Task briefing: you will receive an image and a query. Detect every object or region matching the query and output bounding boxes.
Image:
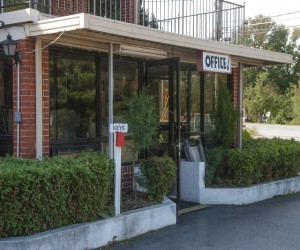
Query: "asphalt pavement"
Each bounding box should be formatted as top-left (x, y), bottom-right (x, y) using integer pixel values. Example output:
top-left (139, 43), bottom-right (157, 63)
top-left (107, 193), bottom-right (300, 250)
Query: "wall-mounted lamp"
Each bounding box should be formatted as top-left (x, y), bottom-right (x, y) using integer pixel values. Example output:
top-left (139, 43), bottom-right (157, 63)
top-left (0, 33), bottom-right (21, 63)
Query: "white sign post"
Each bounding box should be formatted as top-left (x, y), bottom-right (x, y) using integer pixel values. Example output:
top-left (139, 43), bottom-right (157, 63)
top-left (109, 123), bottom-right (128, 215)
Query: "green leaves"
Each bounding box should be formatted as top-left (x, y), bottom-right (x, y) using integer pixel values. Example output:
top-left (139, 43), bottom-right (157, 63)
top-left (212, 84), bottom-right (239, 148)
top-left (137, 156), bottom-right (176, 203)
top-left (227, 138), bottom-right (300, 187)
top-left (122, 88), bottom-right (159, 157)
top-left (0, 152), bottom-right (113, 238)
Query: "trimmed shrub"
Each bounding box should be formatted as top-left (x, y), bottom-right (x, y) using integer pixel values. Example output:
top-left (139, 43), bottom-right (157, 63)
top-left (227, 138), bottom-right (300, 187)
top-left (137, 156), bottom-right (176, 203)
top-left (0, 152), bottom-right (114, 238)
top-left (212, 84), bottom-right (240, 148)
top-left (204, 147), bottom-right (227, 186)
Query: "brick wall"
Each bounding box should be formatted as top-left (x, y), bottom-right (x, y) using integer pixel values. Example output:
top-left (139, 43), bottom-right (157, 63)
top-left (121, 0), bottom-right (137, 23)
top-left (51, 0), bottom-right (88, 16)
top-left (121, 165), bottom-right (134, 193)
top-left (232, 66), bottom-right (239, 147)
top-left (13, 39), bottom-right (36, 158)
top-left (232, 67), bottom-right (239, 109)
top-left (42, 43), bottom-right (50, 157)
top-left (13, 39), bottom-right (50, 158)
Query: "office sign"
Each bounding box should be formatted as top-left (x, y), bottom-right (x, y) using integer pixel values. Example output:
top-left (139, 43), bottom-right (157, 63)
top-left (197, 51), bottom-right (232, 74)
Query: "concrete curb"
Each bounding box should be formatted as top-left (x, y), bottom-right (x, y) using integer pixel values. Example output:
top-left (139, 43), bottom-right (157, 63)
top-left (200, 176), bottom-right (300, 205)
top-left (0, 198), bottom-right (176, 250)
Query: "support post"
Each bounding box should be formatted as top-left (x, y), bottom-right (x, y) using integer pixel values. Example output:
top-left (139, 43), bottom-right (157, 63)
top-left (108, 43), bottom-right (114, 159)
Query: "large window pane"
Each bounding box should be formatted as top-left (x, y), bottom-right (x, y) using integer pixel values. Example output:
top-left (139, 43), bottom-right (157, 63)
top-left (50, 53), bottom-right (96, 140)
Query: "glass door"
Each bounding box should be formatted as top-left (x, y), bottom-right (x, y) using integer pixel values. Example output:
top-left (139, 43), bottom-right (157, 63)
top-left (145, 57), bottom-right (181, 202)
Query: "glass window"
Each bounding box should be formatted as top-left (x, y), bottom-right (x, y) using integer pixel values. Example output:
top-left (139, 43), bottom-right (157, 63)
top-left (50, 52), bottom-right (96, 140)
top-left (204, 73), bottom-right (227, 135)
top-left (0, 56), bottom-right (13, 156)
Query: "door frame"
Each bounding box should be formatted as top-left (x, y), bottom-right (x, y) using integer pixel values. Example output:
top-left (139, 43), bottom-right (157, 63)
top-left (144, 57), bottom-right (182, 205)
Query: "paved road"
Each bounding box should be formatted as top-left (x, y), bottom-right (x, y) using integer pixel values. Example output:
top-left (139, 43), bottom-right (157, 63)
top-left (245, 123), bottom-right (300, 141)
top-left (108, 193), bottom-right (300, 250)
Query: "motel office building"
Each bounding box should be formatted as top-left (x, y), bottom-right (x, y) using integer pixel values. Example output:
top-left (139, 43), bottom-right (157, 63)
top-left (0, 0), bottom-right (292, 191)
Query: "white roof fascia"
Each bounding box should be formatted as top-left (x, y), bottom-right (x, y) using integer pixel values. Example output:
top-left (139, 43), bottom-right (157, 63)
top-left (27, 13), bottom-right (293, 65)
top-left (29, 14), bottom-right (84, 36)
top-left (0, 8), bottom-right (41, 26)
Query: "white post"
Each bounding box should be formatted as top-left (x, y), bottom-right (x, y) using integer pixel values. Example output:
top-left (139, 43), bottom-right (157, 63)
top-left (110, 123), bottom-right (128, 216)
top-left (114, 135), bottom-right (121, 215)
top-left (108, 43), bottom-right (114, 159)
top-left (35, 38), bottom-right (43, 159)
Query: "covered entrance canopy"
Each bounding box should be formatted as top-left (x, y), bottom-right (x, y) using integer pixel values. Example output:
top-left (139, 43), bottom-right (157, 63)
top-left (0, 9), bottom-right (292, 66)
top-left (0, 9), bottom-right (293, 206)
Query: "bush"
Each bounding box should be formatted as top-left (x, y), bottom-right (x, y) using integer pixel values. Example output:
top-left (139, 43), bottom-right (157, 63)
top-left (212, 84), bottom-right (239, 148)
top-left (0, 152), bottom-right (114, 238)
top-left (137, 156), bottom-right (176, 202)
top-left (204, 147), bottom-right (227, 186)
top-left (227, 138), bottom-right (300, 186)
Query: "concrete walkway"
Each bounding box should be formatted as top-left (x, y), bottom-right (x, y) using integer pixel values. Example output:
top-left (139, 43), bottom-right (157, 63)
top-left (109, 193), bottom-right (300, 250)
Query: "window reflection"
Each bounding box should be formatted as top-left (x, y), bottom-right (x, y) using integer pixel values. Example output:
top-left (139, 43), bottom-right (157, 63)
top-left (50, 53), bottom-right (96, 140)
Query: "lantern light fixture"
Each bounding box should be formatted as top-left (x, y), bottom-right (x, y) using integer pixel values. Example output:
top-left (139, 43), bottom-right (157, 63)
top-left (1, 33), bottom-right (21, 63)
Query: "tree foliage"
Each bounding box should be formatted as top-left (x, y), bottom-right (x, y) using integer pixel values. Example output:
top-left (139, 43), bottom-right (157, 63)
top-left (122, 88), bottom-right (159, 158)
top-left (243, 15), bottom-right (300, 124)
top-left (243, 15), bottom-right (300, 92)
top-left (212, 84), bottom-right (239, 148)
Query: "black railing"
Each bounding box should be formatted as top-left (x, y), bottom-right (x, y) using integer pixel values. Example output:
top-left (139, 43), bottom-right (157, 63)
top-left (0, 0), bottom-right (245, 45)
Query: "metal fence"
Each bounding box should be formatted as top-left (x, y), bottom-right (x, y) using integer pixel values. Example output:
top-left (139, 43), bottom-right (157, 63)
top-left (0, 0), bottom-right (245, 45)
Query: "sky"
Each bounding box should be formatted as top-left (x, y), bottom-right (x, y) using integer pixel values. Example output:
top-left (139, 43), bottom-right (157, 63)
top-left (234, 0), bottom-right (300, 28)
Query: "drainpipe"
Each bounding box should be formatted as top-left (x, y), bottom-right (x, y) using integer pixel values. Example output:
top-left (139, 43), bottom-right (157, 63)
top-left (35, 38), bottom-right (43, 159)
top-left (108, 43), bottom-right (114, 159)
top-left (16, 59), bottom-right (20, 157)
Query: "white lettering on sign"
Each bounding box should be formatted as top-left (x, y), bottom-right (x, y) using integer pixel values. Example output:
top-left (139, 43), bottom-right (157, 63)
top-left (110, 123), bottom-right (128, 133)
top-left (197, 51), bottom-right (232, 74)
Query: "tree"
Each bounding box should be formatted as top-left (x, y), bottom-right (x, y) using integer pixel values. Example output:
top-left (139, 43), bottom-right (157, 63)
top-left (243, 16), bottom-right (300, 92)
top-left (212, 84), bottom-right (239, 148)
top-left (290, 85), bottom-right (300, 124)
top-left (122, 88), bottom-right (159, 162)
top-left (244, 73), bottom-right (281, 123)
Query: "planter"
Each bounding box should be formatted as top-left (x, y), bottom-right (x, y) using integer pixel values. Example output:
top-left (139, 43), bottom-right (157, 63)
top-left (0, 198), bottom-right (176, 250)
top-left (180, 160), bottom-right (205, 203)
top-left (200, 176), bottom-right (300, 205)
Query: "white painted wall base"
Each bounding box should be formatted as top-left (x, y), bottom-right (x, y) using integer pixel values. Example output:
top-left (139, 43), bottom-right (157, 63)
top-left (200, 176), bottom-right (300, 205)
top-left (0, 198), bottom-right (176, 250)
top-left (180, 160), bottom-right (205, 203)
top-left (179, 160), bottom-right (300, 205)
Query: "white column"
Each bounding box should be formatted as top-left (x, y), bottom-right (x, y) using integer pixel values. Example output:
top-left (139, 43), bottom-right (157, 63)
top-left (114, 137), bottom-right (121, 215)
top-left (108, 43), bottom-right (114, 159)
top-left (35, 38), bottom-right (43, 159)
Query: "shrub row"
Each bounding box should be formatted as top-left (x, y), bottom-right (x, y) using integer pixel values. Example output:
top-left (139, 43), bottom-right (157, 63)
top-left (227, 138), bottom-right (300, 187)
top-left (0, 152), bottom-right (114, 238)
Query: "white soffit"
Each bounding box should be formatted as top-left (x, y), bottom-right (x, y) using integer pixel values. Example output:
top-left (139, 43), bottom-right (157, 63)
top-left (28, 13), bottom-right (293, 66)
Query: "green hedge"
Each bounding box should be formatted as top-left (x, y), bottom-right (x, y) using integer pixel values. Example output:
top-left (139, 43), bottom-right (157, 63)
top-left (0, 152), bottom-right (114, 238)
top-left (137, 156), bottom-right (176, 203)
top-left (228, 138), bottom-right (300, 186)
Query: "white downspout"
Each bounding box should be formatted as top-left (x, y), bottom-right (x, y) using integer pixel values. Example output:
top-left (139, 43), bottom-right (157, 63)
top-left (16, 60), bottom-right (20, 157)
top-left (35, 38), bottom-right (43, 159)
top-left (108, 43), bottom-right (114, 159)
